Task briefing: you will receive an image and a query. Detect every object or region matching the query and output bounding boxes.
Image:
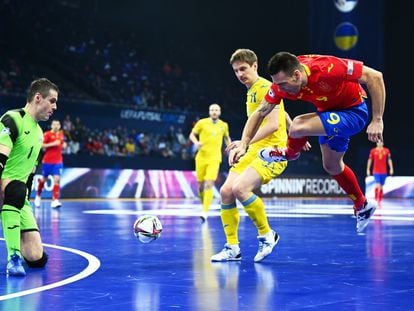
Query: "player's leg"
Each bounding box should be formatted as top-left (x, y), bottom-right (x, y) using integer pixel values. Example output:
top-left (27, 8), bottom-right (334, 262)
top-left (211, 171), bottom-right (241, 262)
top-left (376, 174), bottom-right (387, 204)
top-left (50, 163), bottom-right (63, 208)
top-left (34, 175), bottom-right (45, 207)
top-left (318, 103), bottom-right (374, 231)
top-left (35, 164), bottom-right (50, 207)
top-left (199, 161), bottom-right (220, 221)
top-left (259, 112), bottom-right (324, 162)
top-left (195, 160), bottom-right (206, 208)
top-left (1, 180), bottom-right (27, 276)
top-left (235, 159), bottom-right (287, 262)
top-left (321, 142), bottom-right (375, 232)
top-left (20, 201), bottom-right (47, 268)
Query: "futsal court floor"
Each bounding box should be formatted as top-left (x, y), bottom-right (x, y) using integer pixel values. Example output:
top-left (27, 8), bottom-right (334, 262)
top-left (1, 197), bottom-right (414, 311)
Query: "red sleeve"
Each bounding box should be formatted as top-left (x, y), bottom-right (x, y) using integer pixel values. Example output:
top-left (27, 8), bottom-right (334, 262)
top-left (264, 84), bottom-right (283, 105)
top-left (368, 148), bottom-right (374, 159)
top-left (331, 57), bottom-right (363, 81)
top-left (43, 131), bottom-right (51, 144)
top-left (386, 148), bottom-right (392, 158)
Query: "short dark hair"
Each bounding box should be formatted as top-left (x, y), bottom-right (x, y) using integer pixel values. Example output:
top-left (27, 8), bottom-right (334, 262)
top-left (267, 52), bottom-right (300, 76)
top-left (27, 78), bottom-right (59, 102)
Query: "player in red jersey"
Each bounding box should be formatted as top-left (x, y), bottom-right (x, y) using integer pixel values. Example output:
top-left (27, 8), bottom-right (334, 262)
top-left (230, 52), bottom-right (386, 233)
top-left (34, 119), bottom-right (66, 208)
top-left (366, 141), bottom-right (394, 205)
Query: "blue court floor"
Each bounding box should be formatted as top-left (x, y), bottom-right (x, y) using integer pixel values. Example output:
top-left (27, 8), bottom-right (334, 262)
top-left (1, 197), bottom-right (414, 311)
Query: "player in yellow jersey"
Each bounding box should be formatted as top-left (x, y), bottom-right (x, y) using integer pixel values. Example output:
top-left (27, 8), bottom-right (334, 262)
top-left (189, 103), bottom-right (231, 222)
top-left (211, 49), bottom-right (291, 262)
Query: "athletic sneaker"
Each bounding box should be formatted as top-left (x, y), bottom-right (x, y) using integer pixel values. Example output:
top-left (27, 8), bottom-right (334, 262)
top-left (6, 253), bottom-right (26, 277)
top-left (259, 147), bottom-right (300, 163)
top-left (51, 200), bottom-right (62, 209)
top-left (34, 195), bottom-right (41, 207)
top-left (356, 200), bottom-right (377, 233)
top-left (254, 230), bottom-right (280, 263)
top-left (200, 212), bottom-right (208, 222)
top-left (211, 244), bottom-right (241, 262)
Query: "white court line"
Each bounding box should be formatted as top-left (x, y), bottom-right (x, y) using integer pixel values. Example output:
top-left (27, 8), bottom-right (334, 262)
top-left (84, 208), bottom-right (414, 221)
top-left (0, 241), bottom-right (101, 301)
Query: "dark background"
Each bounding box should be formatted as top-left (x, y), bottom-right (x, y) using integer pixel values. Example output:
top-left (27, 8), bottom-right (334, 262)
top-left (0, 0), bottom-right (411, 177)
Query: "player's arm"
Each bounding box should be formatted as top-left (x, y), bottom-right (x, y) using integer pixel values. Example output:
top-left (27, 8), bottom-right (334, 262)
top-left (249, 105), bottom-right (280, 145)
top-left (223, 134), bottom-right (231, 148)
top-left (366, 157), bottom-right (372, 176)
top-left (0, 114), bottom-right (15, 181)
top-left (189, 131), bottom-right (202, 150)
top-left (0, 144), bottom-right (11, 180)
top-left (285, 111), bottom-right (293, 131)
top-left (229, 99), bottom-right (274, 165)
top-left (359, 65), bottom-right (386, 142)
top-left (388, 154), bottom-right (394, 176)
top-left (43, 139), bottom-right (60, 148)
top-left (62, 133), bottom-right (67, 149)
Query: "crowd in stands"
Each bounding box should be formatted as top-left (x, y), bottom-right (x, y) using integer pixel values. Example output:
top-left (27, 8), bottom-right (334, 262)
top-left (60, 115), bottom-right (194, 160)
top-left (0, 1), bottom-right (228, 114)
top-left (0, 2), bottom-right (230, 161)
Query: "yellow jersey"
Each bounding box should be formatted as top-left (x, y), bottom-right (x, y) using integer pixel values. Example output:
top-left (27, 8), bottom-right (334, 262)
top-left (192, 118), bottom-right (229, 162)
top-left (246, 77), bottom-right (287, 149)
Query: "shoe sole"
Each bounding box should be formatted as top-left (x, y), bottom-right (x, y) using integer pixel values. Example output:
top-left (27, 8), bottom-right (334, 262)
top-left (211, 257), bottom-right (242, 262)
top-left (254, 234), bottom-right (280, 263)
top-left (7, 271), bottom-right (26, 277)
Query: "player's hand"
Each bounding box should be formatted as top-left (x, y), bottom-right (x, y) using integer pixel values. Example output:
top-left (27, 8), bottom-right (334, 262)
top-left (366, 119), bottom-right (384, 143)
top-left (225, 140), bottom-right (240, 154)
top-left (194, 142), bottom-right (202, 151)
top-left (228, 144), bottom-right (247, 166)
top-left (302, 141), bottom-right (312, 151)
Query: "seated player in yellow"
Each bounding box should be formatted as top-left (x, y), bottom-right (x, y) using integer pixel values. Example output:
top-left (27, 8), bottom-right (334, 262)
top-left (211, 49), bottom-right (290, 262)
top-left (189, 103), bottom-right (231, 221)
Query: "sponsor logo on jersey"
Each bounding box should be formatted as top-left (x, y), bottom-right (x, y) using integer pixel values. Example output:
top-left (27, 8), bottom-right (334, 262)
top-left (1, 127), bottom-right (11, 136)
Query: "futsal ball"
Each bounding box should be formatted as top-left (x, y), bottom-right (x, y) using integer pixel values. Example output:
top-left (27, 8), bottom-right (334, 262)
top-left (133, 215), bottom-right (163, 243)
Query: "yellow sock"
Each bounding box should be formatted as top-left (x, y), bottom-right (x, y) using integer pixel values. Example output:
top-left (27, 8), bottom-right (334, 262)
top-left (242, 194), bottom-right (270, 236)
top-left (202, 189), bottom-right (213, 213)
top-left (220, 202), bottom-right (239, 245)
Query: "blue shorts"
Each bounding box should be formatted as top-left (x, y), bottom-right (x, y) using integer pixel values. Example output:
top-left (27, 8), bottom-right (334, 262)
top-left (42, 163), bottom-right (63, 177)
top-left (373, 173), bottom-right (387, 186)
top-left (318, 101), bottom-right (369, 152)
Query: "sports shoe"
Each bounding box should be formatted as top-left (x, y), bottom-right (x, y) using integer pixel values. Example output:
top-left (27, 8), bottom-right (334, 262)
top-left (254, 230), bottom-right (280, 263)
top-left (34, 195), bottom-right (41, 207)
top-left (6, 253), bottom-right (26, 277)
top-left (51, 200), bottom-right (62, 209)
top-left (259, 147), bottom-right (300, 163)
top-left (211, 244), bottom-right (241, 262)
top-left (200, 212), bottom-right (208, 222)
top-left (356, 200), bottom-right (377, 233)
